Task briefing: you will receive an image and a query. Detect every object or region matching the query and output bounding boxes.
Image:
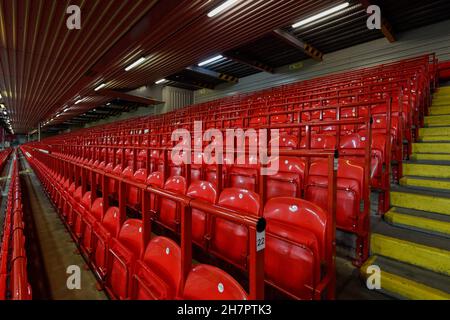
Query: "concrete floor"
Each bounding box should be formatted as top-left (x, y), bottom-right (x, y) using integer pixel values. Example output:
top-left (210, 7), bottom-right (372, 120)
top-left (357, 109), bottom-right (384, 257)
top-left (19, 154), bottom-right (107, 300)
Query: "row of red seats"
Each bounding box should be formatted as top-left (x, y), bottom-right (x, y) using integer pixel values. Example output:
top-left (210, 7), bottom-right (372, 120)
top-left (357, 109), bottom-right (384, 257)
top-left (23, 146), bottom-right (336, 300)
top-left (0, 150), bottom-right (32, 300)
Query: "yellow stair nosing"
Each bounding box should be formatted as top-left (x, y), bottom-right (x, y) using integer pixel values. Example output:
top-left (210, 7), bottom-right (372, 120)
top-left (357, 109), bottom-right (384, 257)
top-left (361, 256), bottom-right (450, 300)
top-left (390, 190), bottom-right (450, 215)
top-left (370, 233), bottom-right (450, 276)
top-left (385, 208), bottom-right (450, 236)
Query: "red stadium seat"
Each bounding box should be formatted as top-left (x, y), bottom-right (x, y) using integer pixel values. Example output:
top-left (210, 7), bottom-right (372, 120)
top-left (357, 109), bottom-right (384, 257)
top-left (106, 219), bottom-right (144, 300)
top-left (182, 265), bottom-right (247, 300)
top-left (186, 181), bottom-right (218, 247)
top-left (210, 188), bottom-right (260, 267)
top-left (131, 237), bottom-right (181, 300)
top-left (159, 176), bottom-right (187, 232)
top-left (264, 197), bottom-right (327, 299)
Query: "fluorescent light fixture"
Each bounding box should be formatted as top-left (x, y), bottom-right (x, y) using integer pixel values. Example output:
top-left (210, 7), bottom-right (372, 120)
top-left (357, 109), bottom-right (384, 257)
top-left (198, 55), bottom-right (223, 66)
top-left (125, 57), bottom-right (147, 71)
top-left (94, 83), bottom-right (106, 91)
top-left (0, 93), bottom-right (2, 99)
top-left (292, 2), bottom-right (350, 28)
top-left (207, 0), bottom-right (238, 17)
top-left (75, 99), bottom-right (83, 105)
top-left (56, 114), bottom-right (61, 117)
top-left (106, 102), bottom-right (111, 106)
top-left (3, 111), bottom-right (6, 115)
top-left (155, 79), bottom-right (168, 84)
top-left (0, 104), bottom-right (4, 109)
top-left (63, 107), bottom-right (70, 112)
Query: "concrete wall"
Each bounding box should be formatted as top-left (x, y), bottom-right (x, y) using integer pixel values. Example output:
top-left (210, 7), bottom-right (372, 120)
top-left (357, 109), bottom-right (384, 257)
top-left (195, 19), bottom-right (450, 103)
top-left (85, 85), bottom-right (194, 128)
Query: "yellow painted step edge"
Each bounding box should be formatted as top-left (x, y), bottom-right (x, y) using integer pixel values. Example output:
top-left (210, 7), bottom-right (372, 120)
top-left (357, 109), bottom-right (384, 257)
top-left (385, 208), bottom-right (450, 236)
top-left (391, 191), bottom-right (450, 215)
top-left (371, 233), bottom-right (450, 276)
top-left (403, 163), bottom-right (450, 179)
top-left (361, 256), bottom-right (450, 300)
top-left (400, 175), bottom-right (450, 190)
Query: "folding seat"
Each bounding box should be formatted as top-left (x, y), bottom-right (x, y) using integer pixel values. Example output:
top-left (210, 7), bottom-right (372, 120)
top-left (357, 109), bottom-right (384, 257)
top-left (131, 237), bottom-right (181, 300)
top-left (186, 181), bottom-right (217, 247)
top-left (228, 154), bottom-right (259, 192)
top-left (125, 168), bottom-right (147, 209)
top-left (266, 156), bottom-right (305, 200)
top-left (182, 265), bottom-right (247, 300)
top-left (73, 191), bottom-right (92, 240)
top-left (264, 197), bottom-right (327, 299)
top-left (305, 159), bottom-right (364, 233)
top-left (190, 152), bottom-right (204, 182)
top-left (67, 185), bottom-right (83, 227)
top-left (158, 176), bottom-right (187, 232)
top-left (81, 198), bottom-right (104, 255)
top-left (107, 164), bottom-right (123, 196)
top-left (106, 219), bottom-right (144, 300)
top-left (92, 206), bottom-right (121, 280)
top-left (146, 171), bottom-right (165, 213)
top-left (210, 188), bottom-right (260, 268)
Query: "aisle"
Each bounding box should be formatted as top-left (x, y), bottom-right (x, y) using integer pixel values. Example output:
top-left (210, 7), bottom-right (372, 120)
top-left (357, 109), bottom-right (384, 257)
top-left (19, 154), bottom-right (107, 300)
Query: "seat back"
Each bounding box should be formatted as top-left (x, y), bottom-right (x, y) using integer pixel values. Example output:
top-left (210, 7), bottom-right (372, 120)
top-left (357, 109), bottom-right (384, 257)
top-left (159, 176), bottom-right (187, 231)
top-left (211, 188), bottom-right (260, 266)
top-left (186, 181), bottom-right (217, 246)
top-left (266, 156), bottom-right (305, 200)
top-left (183, 265), bottom-right (247, 300)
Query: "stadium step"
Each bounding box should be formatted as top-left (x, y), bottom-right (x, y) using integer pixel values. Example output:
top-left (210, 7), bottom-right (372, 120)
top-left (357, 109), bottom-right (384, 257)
top-left (390, 188), bottom-right (450, 215)
top-left (384, 207), bottom-right (450, 237)
top-left (429, 106), bottom-right (450, 116)
top-left (419, 126), bottom-right (450, 137)
top-left (362, 93), bottom-right (450, 300)
top-left (400, 175), bottom-right (450, 192)
top-left (402, 162), bottom-right (450, 178)
top-left (424, 115), bottom-right (450, 127)
top-left (369, 220), bottom-right (450, 276)
top-left (360, 255), bottom-right (450, 300)
top-left (412, 142), bottom-right (450, 154)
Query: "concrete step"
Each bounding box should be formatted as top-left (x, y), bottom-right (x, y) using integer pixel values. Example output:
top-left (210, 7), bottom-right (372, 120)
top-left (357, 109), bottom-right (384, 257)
top-left (385, 206), bottom-right (450, 237)
top-left (360, 255), bottom-right (450, 300)
top-left (419, 126), bottom-right (450, 137)
top-left (429, 106), bottom-right (450, 115)
top-left (412, 142), bottom-right (450, 154)
top-left (411, 153), bottom-right (450, 161)
top-left (400, 175), bottom-right (450, 192)
top-left (390, 187), bottom-right (450, 215)
top-left (418, 136), bottom-right (450, 142)
top-left (403, 162), bottom-right (450, 179)
top-left (424, 115), bottom-right (450, 126)
top-left (370, 218), bottom-right (450, 276)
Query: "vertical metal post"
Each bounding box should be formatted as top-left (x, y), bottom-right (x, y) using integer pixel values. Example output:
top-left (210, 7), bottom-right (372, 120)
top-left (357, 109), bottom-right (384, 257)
top-left (38, 123), bottom-right (41, 142)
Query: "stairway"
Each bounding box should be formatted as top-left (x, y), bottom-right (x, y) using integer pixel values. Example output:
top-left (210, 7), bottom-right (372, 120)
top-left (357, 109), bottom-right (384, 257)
top-left (361, 86), bottom-right (450, 300)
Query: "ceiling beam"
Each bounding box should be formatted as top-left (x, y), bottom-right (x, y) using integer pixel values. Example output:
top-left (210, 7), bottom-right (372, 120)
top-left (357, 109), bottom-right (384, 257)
top-left (166, 76), bottom-right (216, 90)
top-left (359, 0), bottom-right (396, 43)
top-left (186, 66), bottom-right (239, 84)
top-left (223, 51), bottom-right (274, 74)
top-left (97, 90), bottom-right (163, 105)
top-left (272, 29), bottom-right (323, 62)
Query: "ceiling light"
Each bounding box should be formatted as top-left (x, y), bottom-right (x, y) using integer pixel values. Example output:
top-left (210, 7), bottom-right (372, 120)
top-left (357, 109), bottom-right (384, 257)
top-left (292, 2), bottom-right (350, 28)
top-left (3, 111), bottom-right (6, 115)
top-left (63, 107), bottom-right (70, 112)
top-left (106, 102), bottom-right (111, 106)
top-left (155, 79), bottom-right (168, 84)
top-left (0, 93), bottom-right (2, 99)
top-left (125, 57), bottom-right (147, 71)
top-left (94, 83), bottom-right (106, 91)
top-left (198, 55), bottom-right (223, 66)
top-left (207, 0), bottom-right (238, 17)
top-left (75, 99), bottom-right (83, 105)
top-left (0, 104), bottom-right (4, 109)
